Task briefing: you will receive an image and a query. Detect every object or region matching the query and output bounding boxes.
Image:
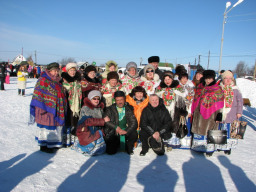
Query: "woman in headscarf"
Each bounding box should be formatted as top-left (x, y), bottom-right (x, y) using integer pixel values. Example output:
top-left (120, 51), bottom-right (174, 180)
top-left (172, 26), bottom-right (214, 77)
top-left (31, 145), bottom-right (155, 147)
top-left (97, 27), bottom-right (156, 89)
top-left (101, 60), bottom-right (118, 84)
top-left (191, 70), bottom-right (224, 156)
top-left (61, 62), bottom-right (82, 146)
top-left (100, 71), bottom-right (124, 107)
top-left (155, 71), bottom-right (187, 149)
top-left (140, 64), bottom-right (160, 95)
top-left (120, 62), bottom-right (141, 95)
top-left (80, 65), bottom-right (101, 99)
top-left (73, 90), bottom-right (110, 156)
top-left (216, 70), bottom-right (243, 154)
top-left (30, 62), bottom-right (66, 153)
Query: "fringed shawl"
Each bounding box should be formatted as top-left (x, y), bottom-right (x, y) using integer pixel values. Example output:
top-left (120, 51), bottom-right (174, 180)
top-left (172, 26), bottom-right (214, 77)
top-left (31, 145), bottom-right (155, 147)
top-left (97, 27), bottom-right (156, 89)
top-left (30, 70), bottom-right (66, 126)
top-left (192, 83), bottom-right (224, 119)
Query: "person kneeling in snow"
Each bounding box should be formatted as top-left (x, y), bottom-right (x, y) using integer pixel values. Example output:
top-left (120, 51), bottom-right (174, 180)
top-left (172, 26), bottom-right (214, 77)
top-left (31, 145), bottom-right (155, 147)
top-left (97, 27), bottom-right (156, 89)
top-left (139, 94), bottom-right (172, 156)
top-left (73, 90), bottom-right (110, 156)
top-left (103, 91), bottom-right (138, 155)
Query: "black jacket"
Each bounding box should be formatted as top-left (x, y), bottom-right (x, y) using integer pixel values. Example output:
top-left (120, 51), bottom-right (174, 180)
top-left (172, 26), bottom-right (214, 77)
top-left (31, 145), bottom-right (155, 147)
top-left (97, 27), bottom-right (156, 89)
top-left (103, 103), bottom-right (138, 139)
top-left (140, 99), bottom-right (172, 140)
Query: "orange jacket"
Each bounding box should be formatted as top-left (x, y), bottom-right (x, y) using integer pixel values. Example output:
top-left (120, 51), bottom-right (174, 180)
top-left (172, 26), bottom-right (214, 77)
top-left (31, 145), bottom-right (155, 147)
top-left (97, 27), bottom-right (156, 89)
top-left (126, 95), bottom-right (149, 130)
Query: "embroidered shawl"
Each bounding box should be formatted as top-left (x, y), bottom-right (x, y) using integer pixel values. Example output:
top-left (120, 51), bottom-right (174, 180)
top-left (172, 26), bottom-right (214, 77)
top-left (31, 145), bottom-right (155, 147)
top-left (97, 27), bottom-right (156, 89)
top-left (30, 70), bottom-right (66, 126)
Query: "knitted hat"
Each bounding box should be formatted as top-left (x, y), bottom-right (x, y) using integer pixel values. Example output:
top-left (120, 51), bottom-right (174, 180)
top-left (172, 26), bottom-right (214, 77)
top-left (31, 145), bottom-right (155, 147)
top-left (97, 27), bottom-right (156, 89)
top-left (88, 90), bottom-right (102, 100)
top-left (148, 56), bottom-right (160, 63)
top-left (107, 71), bottom-right (119, 81)
top-left (126, 61), bottom-right (137, 71)
top-left (47, 62), bottom-right (59, 70)
top-left (114, 91), bottom-right (125, 98)
top-left (143, 64), bottom-right (155, 76)
top-left (203, 70), bottom-right (216, 80)
top-left (66, 63), bottom-right (77, 72)
top-left (85, 65), bottom-right (96, 75)
top-left (221, 70), bottom-right (234, 79)
top-left (162, 71), bottom-right (174, 81)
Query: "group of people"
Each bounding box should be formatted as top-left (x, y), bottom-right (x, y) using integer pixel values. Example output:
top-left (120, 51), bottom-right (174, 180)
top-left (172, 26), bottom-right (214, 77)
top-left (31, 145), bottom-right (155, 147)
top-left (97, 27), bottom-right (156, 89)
top-left (29, 56), bottom-right (243, 157)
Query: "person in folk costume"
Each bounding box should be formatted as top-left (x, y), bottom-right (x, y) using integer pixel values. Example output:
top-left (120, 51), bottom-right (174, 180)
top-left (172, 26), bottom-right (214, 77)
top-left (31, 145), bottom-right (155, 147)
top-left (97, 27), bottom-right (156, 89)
top-left (29, 62), bottom-right (66, 153)
top-left (177, 72), bottom-right (195, 149)
top-left (140, 64), bottom-right (160, 96)
top-left (61, 63), bottom-right (82, 147)
top-left (191, 70), bottom-right (224, 156)
top-left (155, 71), bottom-right (187, 149)
top-left (192, 69), bottom-right (204, 88)
top-left (215, 70), bottom-right (243, 154)
top-left (139, 56), bottom-right (163, 79)
top-left (80, 65), bottom-right (101, 103)
top-left (126, 86), bottom-right (149, 146)
top-left (103, 91), bottom-right (138, 155)
top-left (120, 61), bottom-right (142, 95)
top-left (100, 60), bottom-right (118, 84)
top-left (17, 64), bottom-right (28, 96)
top-left (0, 63), bottom-right (5, 90)
top-left (139, 94), bottom-right (172, 156)
top-left (73, 90), bottom-right (110, 156)
top-left (100, 71), bottom-right (124, 107)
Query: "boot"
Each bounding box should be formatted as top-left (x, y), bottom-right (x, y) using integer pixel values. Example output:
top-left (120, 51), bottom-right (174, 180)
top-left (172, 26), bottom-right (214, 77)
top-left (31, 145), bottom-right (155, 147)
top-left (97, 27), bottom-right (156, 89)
top-left (18, 89), bottom-right (21, 95)
top-left (22, 89), bottom-right (25, 96)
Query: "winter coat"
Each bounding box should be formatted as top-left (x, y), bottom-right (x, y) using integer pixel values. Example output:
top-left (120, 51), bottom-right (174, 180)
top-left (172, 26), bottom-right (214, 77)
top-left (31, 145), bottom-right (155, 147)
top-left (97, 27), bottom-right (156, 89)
top-left (191, 81), bottom-right (224, 136)
top-left (0, 64), bottom-right (5, 79)
top-left (126, 94), bottom-right (149, 130)
top-left (140, 74), bottom-right (160, 95)
top-left (155, 80), bottom-right (187, 134)
top-left (140, 99), bottom-right (172, 140)
top-left (220, 84), bottom-right (243, 123)
top-left (76, 98), bottom-right (105, 146)
top-left (103, 103), bottom-right (138, 139)
top-left (179, 79), bottom-right (195, 114)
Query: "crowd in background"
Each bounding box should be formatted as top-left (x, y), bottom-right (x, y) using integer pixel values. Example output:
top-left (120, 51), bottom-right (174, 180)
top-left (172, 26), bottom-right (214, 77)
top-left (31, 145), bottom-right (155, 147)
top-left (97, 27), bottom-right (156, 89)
top-left (1, 56), bottom-right (243, 157)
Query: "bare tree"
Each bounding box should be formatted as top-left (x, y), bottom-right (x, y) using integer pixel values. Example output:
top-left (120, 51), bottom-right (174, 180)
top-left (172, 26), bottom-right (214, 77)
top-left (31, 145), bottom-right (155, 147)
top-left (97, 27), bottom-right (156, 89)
top-left (234, 61), bottom-right (247, 77)
top-left (26, 55), bottom-right (34, 66)
top-left (58, 57), bottom-right (76, 67)
top-left (247, 65), bottom-right (254, 76)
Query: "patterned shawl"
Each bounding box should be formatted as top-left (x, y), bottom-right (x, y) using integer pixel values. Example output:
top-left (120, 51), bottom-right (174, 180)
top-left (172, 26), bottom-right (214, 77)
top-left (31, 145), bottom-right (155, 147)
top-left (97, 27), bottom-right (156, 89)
top-left (30, 70), bottom-right (66, 126)
top-left (197, 83), bottom-right (224, 119)
top-left (191, 83), bottom-right (204, 114)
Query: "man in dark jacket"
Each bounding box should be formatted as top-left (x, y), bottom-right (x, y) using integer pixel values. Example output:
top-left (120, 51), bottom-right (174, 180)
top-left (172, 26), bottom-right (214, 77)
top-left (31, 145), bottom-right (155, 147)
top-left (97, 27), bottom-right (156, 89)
top-left (139, 56), bottom-right (163, 79)
top-left (139, 94), bottom-right (172, 156)
top-left (103, 91), bottom-right (138, 155)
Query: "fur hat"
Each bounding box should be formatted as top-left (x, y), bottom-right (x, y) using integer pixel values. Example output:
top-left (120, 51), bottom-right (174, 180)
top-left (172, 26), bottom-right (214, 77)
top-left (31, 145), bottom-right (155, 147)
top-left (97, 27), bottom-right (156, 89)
top-left (88, 90), bottom-right (102, 100)
top-left (175, 65), bottom-right (187, 75)
top-left (114, 91), bottom-right (125, 98)
top-left (148, 56), bottom-right (160, 63)
top-left (126, 62), bottom-right (137, 71)
top-left (47, 62), bottom-right (59, 70)
top-left (107, 71), bottom-right (119, 81)
top-left (66, 63), bottom-right (77, 72)
top-left (85, 65), bottom-right (96, 75)
top-left (221, 70), bottom-right (234, 79)
top-left (129, 86), bottom-right (147, 98)
top-left (203, 70), bottom-right (216, 80)
top-left (143, 64), bottom-right (155, 76)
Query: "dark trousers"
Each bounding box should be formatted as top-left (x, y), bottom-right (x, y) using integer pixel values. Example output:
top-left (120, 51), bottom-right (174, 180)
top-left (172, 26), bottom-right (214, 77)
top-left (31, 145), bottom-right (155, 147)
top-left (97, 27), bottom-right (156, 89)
top-left (0, 78), bottom-right (4, 90)
top-left (18, 89), bottom-right (25, 95)
top-left (139, 130), bottom-right (165, 156)
top-left (105, 130), bottom-right (138, 155)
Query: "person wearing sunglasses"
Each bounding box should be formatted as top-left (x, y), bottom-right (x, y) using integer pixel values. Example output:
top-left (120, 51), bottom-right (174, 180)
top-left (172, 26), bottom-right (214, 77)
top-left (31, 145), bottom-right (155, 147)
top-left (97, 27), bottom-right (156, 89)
top-left (139, 56), bottom-right (163, 79)
top-left (73, 90), bottom-right (110, 156)
top-left (140, 64), bottom-right (160, 95)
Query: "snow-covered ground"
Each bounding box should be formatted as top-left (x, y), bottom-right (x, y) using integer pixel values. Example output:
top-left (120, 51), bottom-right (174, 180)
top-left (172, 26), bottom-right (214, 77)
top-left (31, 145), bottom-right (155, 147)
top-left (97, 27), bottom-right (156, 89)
top-left (0, 77), bottom-right (255, 192)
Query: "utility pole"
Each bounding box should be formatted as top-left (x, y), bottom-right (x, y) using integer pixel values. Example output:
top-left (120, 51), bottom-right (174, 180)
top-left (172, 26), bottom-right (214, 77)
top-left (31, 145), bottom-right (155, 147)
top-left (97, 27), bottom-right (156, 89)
top-left (207, 50), bottom-right (210, 69)
top-left (35, 50), bottom-right (37, 65)
top-left (140, 57), bottom-right (143, 66)
top-left (198, 55), bottom-right (201, 66)
top-left (194, 58), bottom-right (197, 66)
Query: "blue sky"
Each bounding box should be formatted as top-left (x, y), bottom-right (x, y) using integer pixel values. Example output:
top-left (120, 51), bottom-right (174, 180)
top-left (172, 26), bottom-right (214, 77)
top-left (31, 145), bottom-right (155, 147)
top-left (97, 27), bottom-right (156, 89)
top-left (0, 0), bottom-right (255, 70)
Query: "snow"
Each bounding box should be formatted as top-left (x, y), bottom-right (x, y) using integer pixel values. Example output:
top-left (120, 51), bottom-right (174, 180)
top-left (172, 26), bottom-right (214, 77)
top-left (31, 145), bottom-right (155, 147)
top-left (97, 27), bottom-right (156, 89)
top-left (0, 77), bottom-right (256, 192)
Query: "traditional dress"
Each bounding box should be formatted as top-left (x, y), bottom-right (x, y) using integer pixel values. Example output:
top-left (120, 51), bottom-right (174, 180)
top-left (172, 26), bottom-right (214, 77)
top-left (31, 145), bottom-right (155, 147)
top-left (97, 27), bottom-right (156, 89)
top-left (30, 70), bottom-right (66, 148)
